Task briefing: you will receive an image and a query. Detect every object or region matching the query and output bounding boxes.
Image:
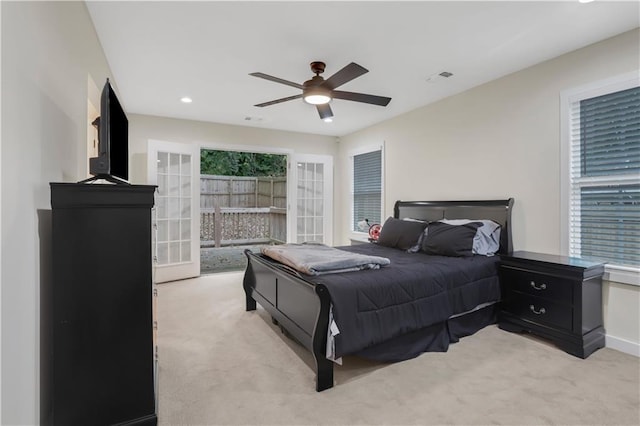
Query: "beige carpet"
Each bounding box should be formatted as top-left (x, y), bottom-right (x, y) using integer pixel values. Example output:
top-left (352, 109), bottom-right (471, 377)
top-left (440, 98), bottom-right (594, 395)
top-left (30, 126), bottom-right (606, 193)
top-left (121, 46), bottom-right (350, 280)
top-left (156, 272), bottom-right (639, 426)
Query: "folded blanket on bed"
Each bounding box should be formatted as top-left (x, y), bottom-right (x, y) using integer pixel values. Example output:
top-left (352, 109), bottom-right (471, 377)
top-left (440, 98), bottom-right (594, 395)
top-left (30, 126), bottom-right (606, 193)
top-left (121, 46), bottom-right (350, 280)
top-left (261, 243), bottom-right (391, 276)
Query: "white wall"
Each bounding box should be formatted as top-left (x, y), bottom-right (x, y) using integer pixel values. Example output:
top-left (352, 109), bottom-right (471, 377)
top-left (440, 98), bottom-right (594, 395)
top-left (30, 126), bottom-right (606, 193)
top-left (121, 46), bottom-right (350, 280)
top-left (336, 29), bottom-right (640, 355)
top-left (1, 2), bottom-right (113, 424)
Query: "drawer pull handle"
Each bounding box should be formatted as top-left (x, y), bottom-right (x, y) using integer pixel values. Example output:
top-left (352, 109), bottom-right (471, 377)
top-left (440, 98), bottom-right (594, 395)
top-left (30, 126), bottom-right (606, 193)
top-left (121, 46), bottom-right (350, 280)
top-left (530, 281), bottom-right (547, 291)
top-left (529, 305), bottom-right (546, 315)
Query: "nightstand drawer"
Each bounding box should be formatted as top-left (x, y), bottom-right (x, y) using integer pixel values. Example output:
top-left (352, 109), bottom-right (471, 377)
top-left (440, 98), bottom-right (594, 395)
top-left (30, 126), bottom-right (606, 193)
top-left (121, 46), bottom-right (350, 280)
top-left (501, 267), bottom-right (573, 303)
top-left (509, 292), bottom-right (573, 331)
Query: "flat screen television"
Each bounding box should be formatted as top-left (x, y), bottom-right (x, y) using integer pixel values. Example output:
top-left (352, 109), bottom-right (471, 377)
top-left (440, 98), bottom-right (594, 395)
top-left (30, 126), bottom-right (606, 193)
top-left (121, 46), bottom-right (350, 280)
top-left (88, 78), bottom-right (128, 183)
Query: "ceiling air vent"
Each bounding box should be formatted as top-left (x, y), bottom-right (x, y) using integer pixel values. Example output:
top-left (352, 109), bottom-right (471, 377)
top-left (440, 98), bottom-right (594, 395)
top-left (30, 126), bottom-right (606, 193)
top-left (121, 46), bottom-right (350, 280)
top-left (425, 71), bottom-right (453, 83)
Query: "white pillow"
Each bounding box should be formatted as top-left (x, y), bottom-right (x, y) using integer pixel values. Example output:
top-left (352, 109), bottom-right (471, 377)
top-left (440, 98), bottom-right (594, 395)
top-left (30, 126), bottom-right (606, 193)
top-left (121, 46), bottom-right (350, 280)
top-left (438, 219), bottom-right (501, 256)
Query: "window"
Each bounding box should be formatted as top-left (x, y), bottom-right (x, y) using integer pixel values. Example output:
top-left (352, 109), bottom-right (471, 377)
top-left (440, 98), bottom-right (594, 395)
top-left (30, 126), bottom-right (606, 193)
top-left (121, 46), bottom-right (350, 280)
top-left (351, 147), bottom-right (383, 232)
top-left (561, 72), bottom-right (639, 284)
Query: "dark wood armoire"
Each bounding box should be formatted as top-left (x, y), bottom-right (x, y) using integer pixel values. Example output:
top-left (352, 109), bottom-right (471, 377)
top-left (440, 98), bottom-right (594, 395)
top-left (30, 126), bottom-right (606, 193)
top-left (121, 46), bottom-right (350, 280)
top-left (49, 183), bottom-right (157, 426)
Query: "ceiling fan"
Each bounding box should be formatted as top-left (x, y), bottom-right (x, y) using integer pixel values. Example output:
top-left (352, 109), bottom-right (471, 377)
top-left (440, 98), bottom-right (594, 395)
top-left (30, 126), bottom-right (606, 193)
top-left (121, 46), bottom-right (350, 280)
top-left (249, 61), bottom-right (392, 121)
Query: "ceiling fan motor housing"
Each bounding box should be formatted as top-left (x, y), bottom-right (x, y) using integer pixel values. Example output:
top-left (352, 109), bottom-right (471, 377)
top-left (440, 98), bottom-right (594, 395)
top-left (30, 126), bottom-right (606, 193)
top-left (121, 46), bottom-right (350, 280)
top-left (303, 70), bottom-right (331, 104)
top-left (310, 61), bottom-right (326, 75)
top-left (304, 75), bottom-right (326, 88)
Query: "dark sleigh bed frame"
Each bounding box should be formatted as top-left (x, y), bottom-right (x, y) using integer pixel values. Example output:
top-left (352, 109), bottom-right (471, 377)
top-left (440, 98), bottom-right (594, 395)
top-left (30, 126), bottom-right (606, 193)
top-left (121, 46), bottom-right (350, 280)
top-left (243, 199), bottom-right (514, 391)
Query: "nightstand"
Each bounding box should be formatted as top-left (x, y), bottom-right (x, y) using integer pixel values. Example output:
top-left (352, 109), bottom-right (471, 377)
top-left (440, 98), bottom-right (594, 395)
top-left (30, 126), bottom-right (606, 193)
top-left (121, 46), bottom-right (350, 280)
top-left (498, 251), bottom-right (605, 359)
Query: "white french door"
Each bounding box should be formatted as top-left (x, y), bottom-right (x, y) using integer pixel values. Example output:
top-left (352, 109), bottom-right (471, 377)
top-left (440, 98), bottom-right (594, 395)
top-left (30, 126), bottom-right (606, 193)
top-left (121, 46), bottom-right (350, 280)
top-left (289, 154), bottom-right (333, 245)
top-left (147, 140), bottom-right (200, 283)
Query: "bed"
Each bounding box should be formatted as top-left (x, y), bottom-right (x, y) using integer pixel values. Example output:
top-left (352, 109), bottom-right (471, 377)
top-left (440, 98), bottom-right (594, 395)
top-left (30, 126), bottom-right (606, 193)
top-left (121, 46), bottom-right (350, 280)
top-left (242, 199), bottom-right (514, 391)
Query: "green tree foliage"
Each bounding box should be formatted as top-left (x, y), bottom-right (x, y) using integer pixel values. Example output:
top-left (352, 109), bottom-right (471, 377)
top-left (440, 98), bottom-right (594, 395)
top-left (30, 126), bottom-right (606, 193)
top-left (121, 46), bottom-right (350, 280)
top-left (201, 150), bottom-right (287, 177)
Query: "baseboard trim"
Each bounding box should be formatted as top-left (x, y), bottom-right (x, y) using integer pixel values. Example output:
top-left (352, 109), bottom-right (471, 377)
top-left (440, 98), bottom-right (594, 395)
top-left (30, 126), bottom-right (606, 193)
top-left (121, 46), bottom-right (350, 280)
top-left (606, 334), bottom-right (640, 357)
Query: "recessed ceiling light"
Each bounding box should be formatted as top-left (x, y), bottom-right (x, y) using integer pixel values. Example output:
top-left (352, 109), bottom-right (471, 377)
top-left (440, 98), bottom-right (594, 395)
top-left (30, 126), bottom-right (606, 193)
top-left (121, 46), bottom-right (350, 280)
top-left (180, 97), bottom-right (193, 103)
top-left (578, 0), bottom-right (595, 3)
top-left (323, 117), bottom-right (333, 123)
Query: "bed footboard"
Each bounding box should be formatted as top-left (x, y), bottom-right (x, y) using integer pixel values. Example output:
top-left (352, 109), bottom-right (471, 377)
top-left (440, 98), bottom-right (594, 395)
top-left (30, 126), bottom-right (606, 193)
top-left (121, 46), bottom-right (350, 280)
top-left (243, 249), bottom-right (334, 391)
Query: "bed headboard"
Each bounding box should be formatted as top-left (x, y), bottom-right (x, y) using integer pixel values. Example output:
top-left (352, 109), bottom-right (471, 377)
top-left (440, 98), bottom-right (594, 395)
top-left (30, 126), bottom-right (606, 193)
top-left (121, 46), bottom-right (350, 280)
top-left (393, 199), bottom-right (515, 254)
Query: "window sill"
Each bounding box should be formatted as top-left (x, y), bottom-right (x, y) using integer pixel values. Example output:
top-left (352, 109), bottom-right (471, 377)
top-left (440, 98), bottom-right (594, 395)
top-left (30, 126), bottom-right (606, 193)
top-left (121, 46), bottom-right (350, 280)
top-left (349, 232), bottom-right (369, 243)
top-left (604, 265), bottom-right (640, 287)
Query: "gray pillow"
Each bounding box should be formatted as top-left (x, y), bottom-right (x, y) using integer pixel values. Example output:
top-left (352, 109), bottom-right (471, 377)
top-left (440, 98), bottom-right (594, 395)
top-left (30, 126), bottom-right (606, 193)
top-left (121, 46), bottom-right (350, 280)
top-left (401, 218), bottom-right (430, 252)
top-left (421, 221), bottom-right (482, 257)
top-left (377, 217), bottom-right (428, 250)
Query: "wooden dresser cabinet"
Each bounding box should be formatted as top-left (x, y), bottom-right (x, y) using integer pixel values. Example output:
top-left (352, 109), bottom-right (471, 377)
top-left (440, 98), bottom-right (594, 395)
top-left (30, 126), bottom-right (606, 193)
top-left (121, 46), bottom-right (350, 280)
top-left (49, 183), bottom-right (157, 426)
top-left (498, 251), bottom-right (605, 359)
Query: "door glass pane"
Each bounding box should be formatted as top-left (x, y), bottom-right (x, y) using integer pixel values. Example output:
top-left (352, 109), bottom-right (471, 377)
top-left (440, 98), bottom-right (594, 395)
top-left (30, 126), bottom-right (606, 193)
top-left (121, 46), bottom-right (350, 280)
top-left (157, 243), bottom-right (169, 264)
top-left (181, 176), bottom-right (191, 194)
top-left (181, 220), bottom-right (191, 240)
top-left (157, 220), bottom-right (168, 242)
top-left (169, 220), bottom-right (180, 241)
top-left (157, 175), bottom-right (168, 196)
top-left (181, 154), bottom-right (191, 175)
top-left (158, 152), bottom-right (169, 173)
top-left (169, 242), bottom-right (180, 263)
top-left (181, 241), bottom-right (191, 262)
top-left (169, 175), bottom-right (180, 195)
top-left (170, 153), bottom-right (180, 174)
top-left (169, 198), bottom-right (180, 218)
top-left (181, 198), bottom-right (191, 219)
top-left (297, 199), bottom-right (304, 216)
top-left (156, 197), bottom-right (167, 219)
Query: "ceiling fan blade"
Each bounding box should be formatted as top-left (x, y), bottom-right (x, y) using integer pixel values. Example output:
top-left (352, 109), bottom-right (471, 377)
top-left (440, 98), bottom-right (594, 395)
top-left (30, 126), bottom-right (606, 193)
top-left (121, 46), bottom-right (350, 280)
top-left (254, 94), bottom-right (303, 107)
top-left (332, 90), bottom-right (391, 106)
top-left (316, 104), bottom-right (333, 120)
top-left (323, 62), bottom-right (368, 90)
top-left (249, 72), bottom-right (304, 89)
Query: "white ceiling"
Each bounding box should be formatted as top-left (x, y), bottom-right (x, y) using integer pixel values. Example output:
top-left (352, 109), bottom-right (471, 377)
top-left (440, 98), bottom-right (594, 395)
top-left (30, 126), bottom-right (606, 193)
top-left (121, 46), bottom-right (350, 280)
top-left (86, 1), bottom-right (639, 137)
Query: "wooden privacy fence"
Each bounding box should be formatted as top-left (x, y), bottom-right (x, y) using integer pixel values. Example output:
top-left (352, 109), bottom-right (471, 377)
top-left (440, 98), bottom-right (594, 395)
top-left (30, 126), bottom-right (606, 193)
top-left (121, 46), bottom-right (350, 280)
top-left (200, 175), bottom-right (287, 247)
top-left (200, 206), bottom-right (287, 248)
top-left (201, 175), bottom-right (286, 209)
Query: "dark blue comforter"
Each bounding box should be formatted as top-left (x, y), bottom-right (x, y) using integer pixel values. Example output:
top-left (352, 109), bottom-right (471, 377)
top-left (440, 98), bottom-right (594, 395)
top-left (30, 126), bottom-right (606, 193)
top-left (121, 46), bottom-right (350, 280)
top-left (309, 244), bottom-right (501, 358)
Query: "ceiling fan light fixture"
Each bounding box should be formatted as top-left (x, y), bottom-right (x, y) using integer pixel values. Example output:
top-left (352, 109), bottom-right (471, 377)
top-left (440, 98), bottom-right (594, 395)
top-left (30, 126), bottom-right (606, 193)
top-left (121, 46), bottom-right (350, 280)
top-left (303, 86), bottom-right (332, 105)
top-left (304, 94), bottom-right (331, 105)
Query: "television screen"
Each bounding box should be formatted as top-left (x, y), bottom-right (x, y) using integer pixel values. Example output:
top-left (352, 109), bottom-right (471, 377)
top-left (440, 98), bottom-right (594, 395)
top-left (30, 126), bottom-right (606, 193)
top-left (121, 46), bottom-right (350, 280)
top-left (89, 78), bottom-right (128, 182)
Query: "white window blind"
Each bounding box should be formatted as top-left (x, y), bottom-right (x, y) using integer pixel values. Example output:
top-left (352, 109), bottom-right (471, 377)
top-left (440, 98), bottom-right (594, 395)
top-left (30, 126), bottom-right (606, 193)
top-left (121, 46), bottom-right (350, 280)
top-left (568, 85), bottom-right (640, 268)
top-left (352, 149), bottom-right (382, 231)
